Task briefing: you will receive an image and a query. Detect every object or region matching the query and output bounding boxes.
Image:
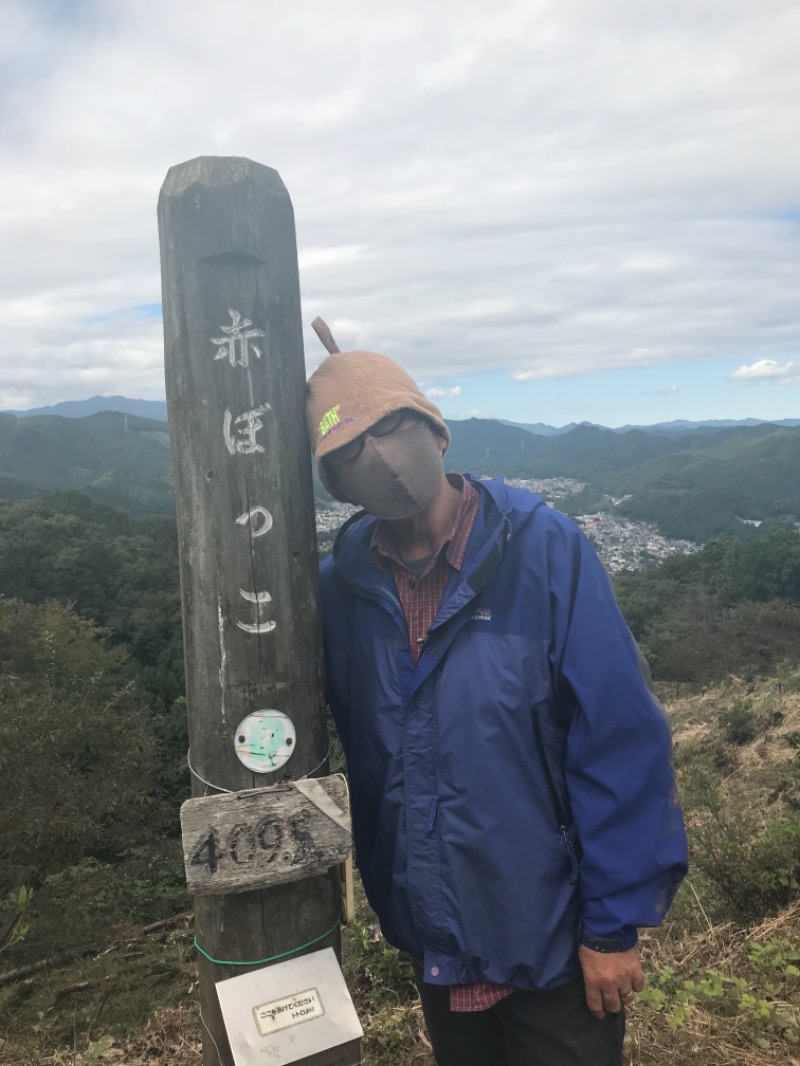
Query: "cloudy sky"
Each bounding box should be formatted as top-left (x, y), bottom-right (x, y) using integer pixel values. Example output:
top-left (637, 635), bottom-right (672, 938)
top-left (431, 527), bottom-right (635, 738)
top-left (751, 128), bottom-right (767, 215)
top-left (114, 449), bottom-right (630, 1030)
top-left (3, 0), bottom-right (799, 427)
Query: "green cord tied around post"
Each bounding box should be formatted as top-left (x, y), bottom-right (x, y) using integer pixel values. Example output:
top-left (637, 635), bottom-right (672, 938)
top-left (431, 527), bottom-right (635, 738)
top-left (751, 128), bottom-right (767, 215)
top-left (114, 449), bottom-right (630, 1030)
top-left (194, 917), bottom-right (341, 966)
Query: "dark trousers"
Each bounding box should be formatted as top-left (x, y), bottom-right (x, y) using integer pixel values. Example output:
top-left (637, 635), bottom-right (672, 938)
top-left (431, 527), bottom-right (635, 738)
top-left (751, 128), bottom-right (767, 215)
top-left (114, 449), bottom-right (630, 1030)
top-left (415, 975), bottom-right (625, 1066)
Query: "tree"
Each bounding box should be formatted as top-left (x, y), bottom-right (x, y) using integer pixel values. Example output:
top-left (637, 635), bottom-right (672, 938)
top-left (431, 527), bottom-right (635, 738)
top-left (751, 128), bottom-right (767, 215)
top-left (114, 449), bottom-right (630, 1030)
top-left (0, 598), bottom-right (159, 905)
top-left (741, 529), bottom-right (800, 604)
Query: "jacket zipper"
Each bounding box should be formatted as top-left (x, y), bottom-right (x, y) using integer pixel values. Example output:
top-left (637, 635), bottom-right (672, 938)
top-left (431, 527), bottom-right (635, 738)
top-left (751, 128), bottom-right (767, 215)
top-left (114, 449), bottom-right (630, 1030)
top-left (350, 581), bottom-right (405, 625)
top-left (531, 711), bottom-right (579, 884)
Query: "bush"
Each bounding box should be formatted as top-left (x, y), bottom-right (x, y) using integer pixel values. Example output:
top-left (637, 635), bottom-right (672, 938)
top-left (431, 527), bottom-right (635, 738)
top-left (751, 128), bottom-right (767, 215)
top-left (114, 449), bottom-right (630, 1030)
top-left (688, 774), bottom-right (800, 922)
top-left (720, 699), bottom-right (761, 746)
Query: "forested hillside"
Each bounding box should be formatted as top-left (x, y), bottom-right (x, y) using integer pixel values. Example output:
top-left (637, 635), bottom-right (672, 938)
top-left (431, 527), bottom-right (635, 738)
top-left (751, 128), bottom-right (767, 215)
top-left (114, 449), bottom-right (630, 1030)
top-left (1, 411), bottom-right (799, 542)
top-left (445, 416), bottom-right (787, 482)
top-left (0, 494), bottom-right (186, 798)
top-left (446, 419), bottom-right (800, 541)
top-left (610, 429), bottom-right (800, 541)
top-left (0, 412), bottom-right (174, 514)
top-left (615, 530), bottom-right (800, 686)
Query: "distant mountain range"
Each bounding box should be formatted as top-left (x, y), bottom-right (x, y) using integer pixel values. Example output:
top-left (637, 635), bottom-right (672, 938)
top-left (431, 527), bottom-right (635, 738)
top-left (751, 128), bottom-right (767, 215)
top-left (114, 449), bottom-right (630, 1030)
top-left (500, 417), bottom-right (800, 436)
top-left (5, 397), bottom-right (798, 437)
top-left (0, 399), bottom-right (799, 542)
top-left (5, 396), bottom-right (170, 422)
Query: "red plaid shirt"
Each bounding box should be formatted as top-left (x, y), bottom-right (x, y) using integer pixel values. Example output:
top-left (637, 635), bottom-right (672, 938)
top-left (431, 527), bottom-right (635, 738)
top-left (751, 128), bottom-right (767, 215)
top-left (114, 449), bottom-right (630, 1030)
top-left (371, 475), bottom-right (513, 1012)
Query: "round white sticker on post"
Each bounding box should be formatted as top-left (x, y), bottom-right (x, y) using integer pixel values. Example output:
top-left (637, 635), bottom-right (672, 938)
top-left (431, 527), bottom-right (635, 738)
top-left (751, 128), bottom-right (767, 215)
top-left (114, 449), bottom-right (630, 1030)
top-left (234, 710), bottom-right (296, 773)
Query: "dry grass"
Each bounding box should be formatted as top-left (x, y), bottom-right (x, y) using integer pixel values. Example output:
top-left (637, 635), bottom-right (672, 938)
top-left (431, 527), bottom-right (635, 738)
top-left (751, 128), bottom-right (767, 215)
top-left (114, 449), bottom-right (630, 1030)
top-left (20, 894), bottom-right (797, 1066)
top-left (669, 676), bottom-right (800, 755)
top-left (626, 675), bottom-right (800, 1065)
top-left (7, 906), bottom-right (798, 1066)
top-left (28, 1005), bottom-right (203, 1066)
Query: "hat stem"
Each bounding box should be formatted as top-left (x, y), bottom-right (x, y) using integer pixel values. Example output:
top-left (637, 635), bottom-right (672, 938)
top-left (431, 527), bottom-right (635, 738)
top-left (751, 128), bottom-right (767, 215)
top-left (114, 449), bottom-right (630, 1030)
top-left (311, 317), bottom-right (341, 355)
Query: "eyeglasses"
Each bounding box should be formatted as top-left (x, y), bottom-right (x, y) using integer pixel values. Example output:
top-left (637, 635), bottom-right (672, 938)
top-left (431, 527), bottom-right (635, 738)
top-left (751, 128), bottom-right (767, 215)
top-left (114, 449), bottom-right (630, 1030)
top-left (326, 410), bottom-right (418, 467)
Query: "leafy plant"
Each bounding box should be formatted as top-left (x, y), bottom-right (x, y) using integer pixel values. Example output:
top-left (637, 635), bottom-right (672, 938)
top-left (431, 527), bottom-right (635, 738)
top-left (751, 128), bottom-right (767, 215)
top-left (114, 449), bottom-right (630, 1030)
top-left (639, 946), bottom-right (800, 1048)
top-left (346, 920), bottom-right (417, 1009)
top-left (1, 885), bottom-right (33, 952)
top-left (85, 1034), bottom-right (114, 1062)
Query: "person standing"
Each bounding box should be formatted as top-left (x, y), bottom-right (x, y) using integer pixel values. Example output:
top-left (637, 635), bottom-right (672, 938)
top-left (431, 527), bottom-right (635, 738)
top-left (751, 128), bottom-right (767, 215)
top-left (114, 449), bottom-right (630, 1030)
top-left (306, 333), bottom-right (688, 1066)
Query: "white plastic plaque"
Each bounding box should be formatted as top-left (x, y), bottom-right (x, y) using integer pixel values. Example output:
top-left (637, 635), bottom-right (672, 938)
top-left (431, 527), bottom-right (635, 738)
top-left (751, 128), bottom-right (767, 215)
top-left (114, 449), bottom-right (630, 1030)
top-left (234, 709), bottom-right (296, 773)
top-left (253, 986), bottom-right (324, 1036)
top-left (216, 947), bottom-right (362, 1066)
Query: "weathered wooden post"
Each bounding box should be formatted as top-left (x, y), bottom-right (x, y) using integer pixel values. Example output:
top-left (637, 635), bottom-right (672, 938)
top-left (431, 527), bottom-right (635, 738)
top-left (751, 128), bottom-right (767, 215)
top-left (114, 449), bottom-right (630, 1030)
top-left (158, 157), bottom-right (356, 1066)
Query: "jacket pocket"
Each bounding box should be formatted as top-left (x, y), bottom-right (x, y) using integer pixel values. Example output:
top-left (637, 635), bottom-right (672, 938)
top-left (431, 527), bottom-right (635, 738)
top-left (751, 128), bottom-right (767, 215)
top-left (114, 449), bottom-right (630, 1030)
top-left (531, 708), bottom-right (579, 885)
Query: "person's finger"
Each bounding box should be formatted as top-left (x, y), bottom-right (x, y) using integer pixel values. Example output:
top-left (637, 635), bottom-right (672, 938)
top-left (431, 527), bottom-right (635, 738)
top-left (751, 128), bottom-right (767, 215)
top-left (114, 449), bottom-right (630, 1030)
top-left (632, 971), bottom-right (646, 993)
top-left (603, 986), bottom-right (623, 1014)
top-left (584, 980), bottom-right (606, 1020)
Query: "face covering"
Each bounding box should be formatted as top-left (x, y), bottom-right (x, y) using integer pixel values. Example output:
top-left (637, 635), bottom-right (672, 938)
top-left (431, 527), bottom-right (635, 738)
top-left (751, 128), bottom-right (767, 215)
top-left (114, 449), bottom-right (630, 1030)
top-left (332, 420), bottom-right (445, 519)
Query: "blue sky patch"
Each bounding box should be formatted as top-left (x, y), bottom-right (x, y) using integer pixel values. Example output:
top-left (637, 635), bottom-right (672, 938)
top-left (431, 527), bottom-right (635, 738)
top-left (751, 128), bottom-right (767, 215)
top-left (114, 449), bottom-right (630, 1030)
top-left (83, 302), bottom-right (163, 325)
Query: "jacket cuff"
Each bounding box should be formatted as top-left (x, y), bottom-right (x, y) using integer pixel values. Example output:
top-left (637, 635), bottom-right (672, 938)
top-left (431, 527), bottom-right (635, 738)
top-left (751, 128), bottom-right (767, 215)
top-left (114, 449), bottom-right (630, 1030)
top-left (580, 927), bottom-right (638, 953)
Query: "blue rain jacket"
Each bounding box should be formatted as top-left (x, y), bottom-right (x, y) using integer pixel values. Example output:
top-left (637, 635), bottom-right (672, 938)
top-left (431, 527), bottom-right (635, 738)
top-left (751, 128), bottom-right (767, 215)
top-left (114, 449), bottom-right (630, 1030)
top-left (320, 476), bottom-right (687, 991)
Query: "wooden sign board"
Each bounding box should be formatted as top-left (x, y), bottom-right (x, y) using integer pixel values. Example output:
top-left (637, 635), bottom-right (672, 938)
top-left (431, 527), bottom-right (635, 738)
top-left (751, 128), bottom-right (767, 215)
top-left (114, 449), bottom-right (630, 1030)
top-left (181, 776), bottom-right (351, 897)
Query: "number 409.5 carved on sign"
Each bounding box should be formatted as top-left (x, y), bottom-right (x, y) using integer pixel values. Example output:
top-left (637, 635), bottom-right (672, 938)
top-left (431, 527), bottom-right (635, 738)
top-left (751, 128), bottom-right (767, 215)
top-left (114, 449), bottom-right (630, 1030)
top-left (180, 778), bottom-right (351, 896)
top-left (191, 812), bottom-right (316, 874)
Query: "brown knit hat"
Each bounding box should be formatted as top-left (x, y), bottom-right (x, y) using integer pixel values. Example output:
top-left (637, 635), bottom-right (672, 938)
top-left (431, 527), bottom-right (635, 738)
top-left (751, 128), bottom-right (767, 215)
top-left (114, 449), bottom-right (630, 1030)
top-left (306, 320), bottom-right (450, 500)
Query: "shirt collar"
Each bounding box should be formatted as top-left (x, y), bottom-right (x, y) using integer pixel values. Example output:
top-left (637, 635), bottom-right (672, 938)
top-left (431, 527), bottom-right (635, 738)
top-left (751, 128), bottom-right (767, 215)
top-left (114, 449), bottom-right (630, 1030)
top-left (370, 474), bottom-right (478, 573)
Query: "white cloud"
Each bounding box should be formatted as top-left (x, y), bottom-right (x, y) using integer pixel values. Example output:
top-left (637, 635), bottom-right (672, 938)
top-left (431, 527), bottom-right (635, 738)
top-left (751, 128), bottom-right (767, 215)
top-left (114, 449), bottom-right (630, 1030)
top-left (1, 0), bottom-right (800, 408)
top-left (427, 386), bottom-right (463, 400)
top-left (642, 385), bottom-right (681, 396)
top-left (729, 359), bottom-right (798, 383)
top-left (298, 246), bottom-right (367, 270)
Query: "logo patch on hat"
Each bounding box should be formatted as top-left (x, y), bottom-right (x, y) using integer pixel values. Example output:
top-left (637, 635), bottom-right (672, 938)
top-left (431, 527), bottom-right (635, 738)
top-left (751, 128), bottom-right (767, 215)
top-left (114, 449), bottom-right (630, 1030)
top-left (319, 404), bottom-right (341, 437)
top-left (319, 404), bottom-right (353, 441)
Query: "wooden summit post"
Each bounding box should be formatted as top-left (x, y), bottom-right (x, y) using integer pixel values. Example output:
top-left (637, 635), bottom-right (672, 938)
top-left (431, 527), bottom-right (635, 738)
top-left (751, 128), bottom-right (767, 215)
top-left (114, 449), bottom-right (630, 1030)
top-left (158, 157), bottom-right (341, 1066)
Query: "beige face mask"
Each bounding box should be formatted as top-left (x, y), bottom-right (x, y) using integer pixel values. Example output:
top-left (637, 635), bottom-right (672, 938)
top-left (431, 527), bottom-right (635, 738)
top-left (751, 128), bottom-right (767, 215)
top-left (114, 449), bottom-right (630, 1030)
top-left (331, 420), bottom-right (445, 519)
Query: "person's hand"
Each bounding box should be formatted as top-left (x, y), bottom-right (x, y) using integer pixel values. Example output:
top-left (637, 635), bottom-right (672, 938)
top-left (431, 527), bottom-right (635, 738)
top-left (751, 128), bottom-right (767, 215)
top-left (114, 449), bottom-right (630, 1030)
top-left (578, 944), bottom-right (645, 1019)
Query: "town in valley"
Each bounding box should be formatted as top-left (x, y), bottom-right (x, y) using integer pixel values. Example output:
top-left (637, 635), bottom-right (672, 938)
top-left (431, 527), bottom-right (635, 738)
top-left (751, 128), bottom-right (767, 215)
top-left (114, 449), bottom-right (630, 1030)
top-left (316, 477), bottom-right (699, 573)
